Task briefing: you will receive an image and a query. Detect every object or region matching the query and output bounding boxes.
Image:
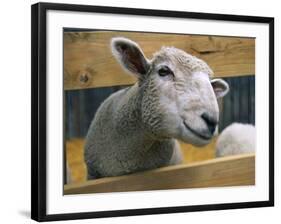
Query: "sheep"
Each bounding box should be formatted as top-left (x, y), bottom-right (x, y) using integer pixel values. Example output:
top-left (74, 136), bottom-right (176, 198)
top-left (215, 123), bottom-right (256, 157)
top-left (84, 37), bottom-right (229, 179)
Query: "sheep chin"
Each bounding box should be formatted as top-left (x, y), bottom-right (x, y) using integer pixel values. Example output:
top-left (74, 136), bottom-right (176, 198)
top-left (176, 122), bottom-right (213, 147)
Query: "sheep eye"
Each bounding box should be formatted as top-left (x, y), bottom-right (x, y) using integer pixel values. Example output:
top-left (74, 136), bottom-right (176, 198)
top-left (158, 66), bottom-right (173, 77)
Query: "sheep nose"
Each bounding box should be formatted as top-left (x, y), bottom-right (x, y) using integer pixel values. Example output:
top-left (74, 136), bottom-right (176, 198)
top-left (201, 112), bottom-right (218, 135)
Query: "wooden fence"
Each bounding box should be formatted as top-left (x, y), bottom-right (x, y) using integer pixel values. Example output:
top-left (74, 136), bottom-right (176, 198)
top-left (64, 31), bottom-right (255, 90)
top-left (65, 153), bottom-right (255, 194)
top-left (63, 31), bottom-right (255, 193)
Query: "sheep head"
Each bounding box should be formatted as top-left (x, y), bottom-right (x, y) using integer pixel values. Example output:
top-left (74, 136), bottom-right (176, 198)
top-left (111, 37), bottom-right (229, 146)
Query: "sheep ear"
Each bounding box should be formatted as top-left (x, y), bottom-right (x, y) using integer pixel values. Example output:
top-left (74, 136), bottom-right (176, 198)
top-left (211, 79), bottom-right (229, 98)
top-left (111, 37), bottom-right (150, 78)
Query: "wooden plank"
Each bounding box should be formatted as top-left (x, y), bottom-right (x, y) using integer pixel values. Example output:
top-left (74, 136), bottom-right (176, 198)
top-left (179, 138), bottom-right (217, 163)
top-left (64, 31), bottom-right (255, 90)
top-left (64, 153), bottom-right (255, 194)
top-left (66, 138), bottom-right (87, 183)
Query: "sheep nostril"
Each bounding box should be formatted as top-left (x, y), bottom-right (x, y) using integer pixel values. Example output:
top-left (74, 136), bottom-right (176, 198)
top-left (201, 113), bottom-right (217, 135)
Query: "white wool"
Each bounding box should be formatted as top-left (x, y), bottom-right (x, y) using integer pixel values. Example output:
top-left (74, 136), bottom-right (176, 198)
top-left (216, 123), bottom-right (255, 157)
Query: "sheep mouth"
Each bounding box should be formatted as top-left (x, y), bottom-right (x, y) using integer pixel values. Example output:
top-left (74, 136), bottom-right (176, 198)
top-left (183, 121), bottom-right (212, 141)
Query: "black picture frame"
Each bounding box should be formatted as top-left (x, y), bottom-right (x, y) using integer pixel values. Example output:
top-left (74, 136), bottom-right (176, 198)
top-left (31, 2), bottom-right (274, 222)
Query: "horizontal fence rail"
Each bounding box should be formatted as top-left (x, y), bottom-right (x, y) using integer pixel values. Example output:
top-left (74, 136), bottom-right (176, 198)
top-left (64, 31), bottom-right (255, 90)
top-left (64, 153), bottom-right (255, 195)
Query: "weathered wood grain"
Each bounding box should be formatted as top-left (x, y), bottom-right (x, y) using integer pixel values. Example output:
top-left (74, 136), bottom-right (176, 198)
top-left (64, 31), bottom-right (255, 90)
top-left (64, 153), bottom-right (255, 194)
